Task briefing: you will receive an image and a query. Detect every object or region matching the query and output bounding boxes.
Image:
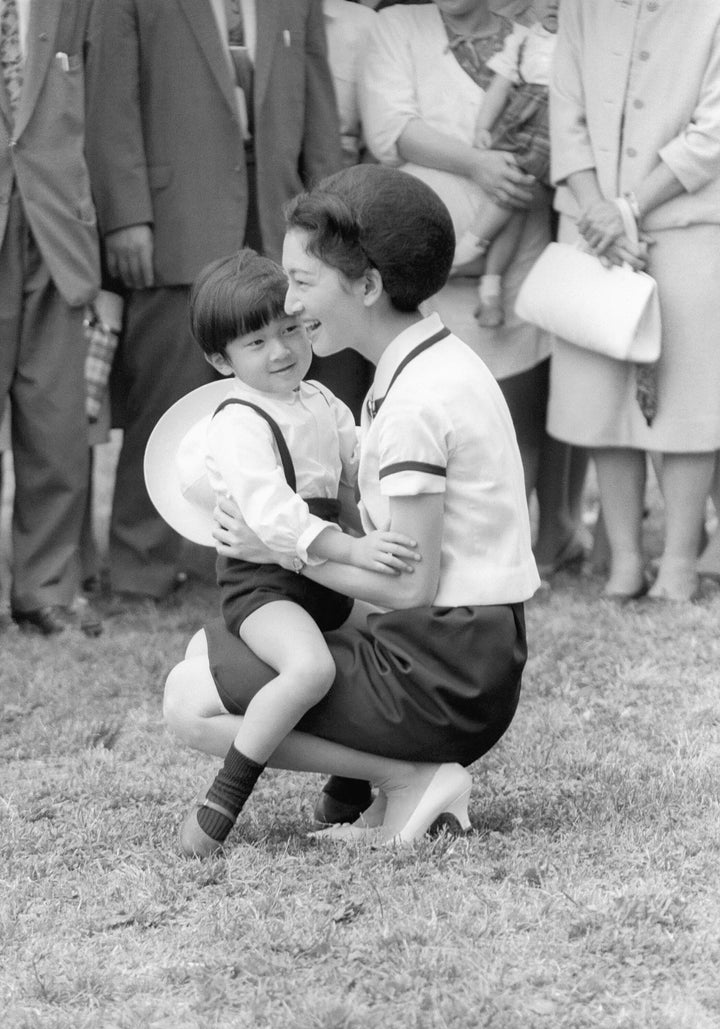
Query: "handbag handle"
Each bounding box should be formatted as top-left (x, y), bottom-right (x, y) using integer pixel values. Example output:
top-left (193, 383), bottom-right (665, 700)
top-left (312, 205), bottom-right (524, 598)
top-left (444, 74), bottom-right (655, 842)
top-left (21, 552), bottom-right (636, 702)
top-left (613, 195), bottom-right (639, 247)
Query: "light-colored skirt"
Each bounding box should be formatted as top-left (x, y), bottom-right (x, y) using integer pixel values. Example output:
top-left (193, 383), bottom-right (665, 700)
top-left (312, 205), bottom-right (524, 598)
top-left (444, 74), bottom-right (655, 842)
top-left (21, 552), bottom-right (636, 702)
top-left (403, 162), bottom-right (553, 381)
top-left (548, 220), bottom-right (720, 452)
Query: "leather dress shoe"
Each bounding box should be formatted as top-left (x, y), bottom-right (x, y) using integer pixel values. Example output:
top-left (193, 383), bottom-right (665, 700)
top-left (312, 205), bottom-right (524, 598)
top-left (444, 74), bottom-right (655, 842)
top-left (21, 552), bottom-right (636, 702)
top-left (11, 605), bottom-right (72, 635)
top-left (75, 596), bottom-right (104, 637)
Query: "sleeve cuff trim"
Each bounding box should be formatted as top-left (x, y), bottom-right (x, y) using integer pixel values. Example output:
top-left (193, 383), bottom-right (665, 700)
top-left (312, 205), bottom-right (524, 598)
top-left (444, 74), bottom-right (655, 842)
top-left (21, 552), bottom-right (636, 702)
top-left (379, 461), bottom-right (446, 480)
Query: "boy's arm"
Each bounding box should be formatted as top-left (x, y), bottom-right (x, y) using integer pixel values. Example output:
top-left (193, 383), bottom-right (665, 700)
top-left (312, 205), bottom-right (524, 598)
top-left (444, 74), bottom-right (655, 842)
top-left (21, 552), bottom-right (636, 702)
top-left (208, 408), bottom-right (340, 564)
top-left (303, 495), bottom-right (441, 609)
top-left (307, 525), bottom-right (419, 575)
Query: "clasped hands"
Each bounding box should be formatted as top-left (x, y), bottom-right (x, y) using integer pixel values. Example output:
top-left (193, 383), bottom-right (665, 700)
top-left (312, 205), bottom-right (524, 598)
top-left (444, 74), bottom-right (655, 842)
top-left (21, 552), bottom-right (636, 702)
top-left (577, 199), bottom-right (650, 271)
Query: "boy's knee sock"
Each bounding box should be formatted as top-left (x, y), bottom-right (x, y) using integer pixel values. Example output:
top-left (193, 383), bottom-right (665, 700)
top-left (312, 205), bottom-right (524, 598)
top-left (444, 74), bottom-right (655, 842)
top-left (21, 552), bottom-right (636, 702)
top-left (196, 745), bottom-right (265, 841)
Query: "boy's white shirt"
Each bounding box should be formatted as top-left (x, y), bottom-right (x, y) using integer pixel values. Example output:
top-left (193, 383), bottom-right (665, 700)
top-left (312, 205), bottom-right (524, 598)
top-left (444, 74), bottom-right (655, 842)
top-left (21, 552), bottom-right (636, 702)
top-left (487, 21), bottom-right (556, 87)
top-left (205, 378), bottom-right (359, 565)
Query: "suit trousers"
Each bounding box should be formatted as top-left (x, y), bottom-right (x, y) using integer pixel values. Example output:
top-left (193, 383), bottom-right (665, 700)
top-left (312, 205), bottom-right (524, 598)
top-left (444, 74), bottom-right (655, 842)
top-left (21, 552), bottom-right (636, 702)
top-left (108, 286), bottom-right (217, 597)
top-left (0, 191), bottom-right (89, 611)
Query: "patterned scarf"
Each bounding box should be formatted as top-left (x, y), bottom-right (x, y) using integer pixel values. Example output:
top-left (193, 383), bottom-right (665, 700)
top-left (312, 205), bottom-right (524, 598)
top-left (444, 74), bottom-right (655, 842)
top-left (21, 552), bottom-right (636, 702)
top-left (441, 12), bottom-right (514, 92)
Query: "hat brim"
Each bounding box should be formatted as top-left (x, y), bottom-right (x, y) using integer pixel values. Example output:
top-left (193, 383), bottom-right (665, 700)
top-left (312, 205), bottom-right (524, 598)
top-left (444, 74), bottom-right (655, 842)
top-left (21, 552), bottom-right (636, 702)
top-left (144, 379), bottom-right (234, 547)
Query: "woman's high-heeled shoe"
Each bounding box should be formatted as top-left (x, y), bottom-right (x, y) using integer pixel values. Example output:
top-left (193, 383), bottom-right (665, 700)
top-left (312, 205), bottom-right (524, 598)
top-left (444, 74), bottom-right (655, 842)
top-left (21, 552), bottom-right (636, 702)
top-left (387, 764), bottom-right (472, 846)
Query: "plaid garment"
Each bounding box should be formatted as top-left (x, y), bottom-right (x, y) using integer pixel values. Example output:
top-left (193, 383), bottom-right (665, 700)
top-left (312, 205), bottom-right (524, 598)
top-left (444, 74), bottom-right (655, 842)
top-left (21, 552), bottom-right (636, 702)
top-left (489, 82), bottom-right (550, 182)
top-left (84, 295), bottom-right (121, 423)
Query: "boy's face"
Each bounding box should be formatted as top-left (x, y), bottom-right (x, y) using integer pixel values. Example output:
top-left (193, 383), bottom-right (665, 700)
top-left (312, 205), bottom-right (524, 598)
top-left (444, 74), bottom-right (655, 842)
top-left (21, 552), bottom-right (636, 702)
top-left (209, 315), bottom-right (312, 395)
top-left (539, 0), bottom-right (559, 32)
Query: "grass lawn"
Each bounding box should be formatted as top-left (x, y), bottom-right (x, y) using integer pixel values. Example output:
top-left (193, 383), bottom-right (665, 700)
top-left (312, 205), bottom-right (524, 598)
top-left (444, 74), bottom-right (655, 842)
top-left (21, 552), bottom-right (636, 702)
top-left (1, 437), bottom-right (719, 1029)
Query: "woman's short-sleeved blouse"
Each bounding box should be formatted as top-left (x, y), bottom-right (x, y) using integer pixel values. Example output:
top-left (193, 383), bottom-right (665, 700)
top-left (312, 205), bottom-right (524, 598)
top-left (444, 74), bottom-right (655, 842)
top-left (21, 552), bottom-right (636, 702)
top-left (357, 314), bottom-right (540, 607)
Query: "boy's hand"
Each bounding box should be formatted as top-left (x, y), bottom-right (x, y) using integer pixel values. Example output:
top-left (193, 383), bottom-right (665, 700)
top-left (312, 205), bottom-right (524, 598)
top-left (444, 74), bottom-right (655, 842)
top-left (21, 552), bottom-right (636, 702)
top-left (349, 531), bottom-right (420, 575)
top-left (474, 128), bottom-right (493, 150)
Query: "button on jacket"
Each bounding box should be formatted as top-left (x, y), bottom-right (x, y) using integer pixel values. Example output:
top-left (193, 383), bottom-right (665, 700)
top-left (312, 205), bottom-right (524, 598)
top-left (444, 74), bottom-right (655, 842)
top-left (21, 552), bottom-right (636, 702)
top-left (550, 0), bottom-right (720, 230)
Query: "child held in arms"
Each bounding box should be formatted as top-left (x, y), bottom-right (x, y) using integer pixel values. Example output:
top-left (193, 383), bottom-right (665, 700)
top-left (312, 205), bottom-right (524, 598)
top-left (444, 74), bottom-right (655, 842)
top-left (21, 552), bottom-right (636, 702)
top-left (178, 249), bottom-right (418, 856)
top-left (454, 0), bottom-right (560, 327)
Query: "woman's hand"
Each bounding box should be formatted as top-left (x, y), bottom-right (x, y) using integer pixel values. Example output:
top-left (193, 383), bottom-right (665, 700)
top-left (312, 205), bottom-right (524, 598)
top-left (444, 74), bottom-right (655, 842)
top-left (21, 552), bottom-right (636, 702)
top-left (212, 494), bottom-right (250, 556)
top-left (470, 150), bottom-right (536, 208)
top-left (603, 235), bottom-right (652, 271)
top-left (577, 199), bottom-right (626, 256)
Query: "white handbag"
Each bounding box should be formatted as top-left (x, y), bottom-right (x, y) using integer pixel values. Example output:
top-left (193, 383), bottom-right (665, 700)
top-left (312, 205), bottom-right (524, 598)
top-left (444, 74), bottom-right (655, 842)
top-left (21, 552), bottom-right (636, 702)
top-left (515, 197), bottom-right (661, 364)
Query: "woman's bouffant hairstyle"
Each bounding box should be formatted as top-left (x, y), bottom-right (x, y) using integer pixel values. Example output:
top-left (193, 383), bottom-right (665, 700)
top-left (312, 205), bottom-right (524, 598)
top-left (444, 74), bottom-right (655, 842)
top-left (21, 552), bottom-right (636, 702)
top-left (189, 249), bottom-right (288, 358)
top-left (283, 165), bottom-right (455, 312)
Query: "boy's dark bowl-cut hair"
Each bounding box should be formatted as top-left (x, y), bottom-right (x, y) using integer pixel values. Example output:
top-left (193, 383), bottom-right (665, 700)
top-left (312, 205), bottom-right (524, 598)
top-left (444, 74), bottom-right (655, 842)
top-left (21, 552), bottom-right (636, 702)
top-left (190, 248), bottom-right (289, 358)
top-left (284, 165), bottom-right (455, 312)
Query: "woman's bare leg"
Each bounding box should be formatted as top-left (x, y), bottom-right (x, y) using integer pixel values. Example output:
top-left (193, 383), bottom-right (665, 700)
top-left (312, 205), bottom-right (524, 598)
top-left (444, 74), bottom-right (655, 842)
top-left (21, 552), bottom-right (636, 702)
top-left (594, 447), bottom-right (647, 596)
top-left (697, 452), bottom-right (720, 579)
top-left (652, 451), bottom-right (714, 600)
top-left (163, 636), bottom-right (464, 839)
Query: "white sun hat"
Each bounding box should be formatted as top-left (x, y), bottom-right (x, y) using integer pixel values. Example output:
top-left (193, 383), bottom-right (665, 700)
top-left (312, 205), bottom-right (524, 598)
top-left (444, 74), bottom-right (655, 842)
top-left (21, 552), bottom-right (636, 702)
top-left (143, 379), bottom-right (234, 547)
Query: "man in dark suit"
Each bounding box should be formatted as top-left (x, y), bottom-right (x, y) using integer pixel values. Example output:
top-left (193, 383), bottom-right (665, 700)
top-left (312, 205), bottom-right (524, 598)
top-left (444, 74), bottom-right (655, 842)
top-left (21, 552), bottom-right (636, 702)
top-left (85, 0), bottom-right (343, 601)
top-left (0, 0), bottom-right (100, 634)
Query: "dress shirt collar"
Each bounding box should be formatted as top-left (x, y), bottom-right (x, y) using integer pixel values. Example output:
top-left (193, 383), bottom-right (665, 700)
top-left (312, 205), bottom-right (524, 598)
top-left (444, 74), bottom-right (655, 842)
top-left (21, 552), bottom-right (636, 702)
top-left (371, 312), bottom-right (446, 402)
top-left (229, 376), bottom-right (301, 406)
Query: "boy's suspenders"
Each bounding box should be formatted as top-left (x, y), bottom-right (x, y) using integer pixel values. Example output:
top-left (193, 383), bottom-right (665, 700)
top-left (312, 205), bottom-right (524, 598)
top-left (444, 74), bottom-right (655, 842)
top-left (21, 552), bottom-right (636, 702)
top-left (212, 397), bottom-right (341, 522)
top-left (213, 398), bottom-right (297, 490)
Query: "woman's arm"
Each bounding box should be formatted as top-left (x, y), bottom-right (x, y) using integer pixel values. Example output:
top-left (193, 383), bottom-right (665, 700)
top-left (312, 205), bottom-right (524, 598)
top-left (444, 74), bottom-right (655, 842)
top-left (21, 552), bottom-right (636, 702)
top-left (213, 492), bottom-right (444, 609)
top-left (359, 8), bottom-right (535, 208)
top-left (397, 119), bottom-right (536, 209)
top-left (303, 494), bottom-right (443, 609)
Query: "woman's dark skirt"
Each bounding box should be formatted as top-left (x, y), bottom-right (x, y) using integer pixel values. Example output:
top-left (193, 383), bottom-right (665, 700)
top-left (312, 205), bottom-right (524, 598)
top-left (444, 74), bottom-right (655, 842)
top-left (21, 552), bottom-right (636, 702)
top-left (206, 602), bottom-right (527, 766)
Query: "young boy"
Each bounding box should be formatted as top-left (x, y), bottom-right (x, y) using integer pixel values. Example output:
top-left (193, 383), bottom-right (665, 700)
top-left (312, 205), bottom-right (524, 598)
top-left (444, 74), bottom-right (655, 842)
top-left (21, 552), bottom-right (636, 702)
top-left (180, 249), bottom-right (418, 857)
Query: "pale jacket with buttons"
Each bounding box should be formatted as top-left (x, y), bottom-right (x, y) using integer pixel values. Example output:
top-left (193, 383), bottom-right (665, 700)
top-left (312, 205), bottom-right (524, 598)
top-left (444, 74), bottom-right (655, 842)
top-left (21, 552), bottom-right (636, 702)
top-left (550, 0), bottom-right (720, 229)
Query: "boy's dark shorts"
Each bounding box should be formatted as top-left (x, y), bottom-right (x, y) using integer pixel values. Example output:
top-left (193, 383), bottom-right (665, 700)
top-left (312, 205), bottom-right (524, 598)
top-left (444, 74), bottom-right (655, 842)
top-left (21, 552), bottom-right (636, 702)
top-left (217, 555), bottom-right (354, 636)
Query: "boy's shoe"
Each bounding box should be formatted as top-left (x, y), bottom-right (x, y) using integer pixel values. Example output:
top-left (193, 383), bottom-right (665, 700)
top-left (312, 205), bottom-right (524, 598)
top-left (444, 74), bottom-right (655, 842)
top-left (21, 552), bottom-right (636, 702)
top-left (474, 295), bottom-right (504, 327)
top-left (313, 792), bottom-right (369, 827)
top-left (312, 777), bottom-right (374, 827)
top-left (180, 796), bottom-right (236, 858)
top-left (454, 230), bottom-right (491, 270)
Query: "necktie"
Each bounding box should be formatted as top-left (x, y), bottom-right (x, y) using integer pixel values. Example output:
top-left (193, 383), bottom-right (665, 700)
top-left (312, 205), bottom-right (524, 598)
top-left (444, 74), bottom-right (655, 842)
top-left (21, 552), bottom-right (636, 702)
top-left (0, 0), bottom-right (23, 120)
top-left (224, 0), bottom-right (253, 130)
top-left (635, 361), bottom-right (658, 427)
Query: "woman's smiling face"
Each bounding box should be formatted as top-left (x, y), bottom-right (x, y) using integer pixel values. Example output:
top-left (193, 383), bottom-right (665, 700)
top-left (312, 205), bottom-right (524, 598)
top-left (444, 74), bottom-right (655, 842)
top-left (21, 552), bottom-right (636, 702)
top-left (282, 228), bottom-right (367, 358)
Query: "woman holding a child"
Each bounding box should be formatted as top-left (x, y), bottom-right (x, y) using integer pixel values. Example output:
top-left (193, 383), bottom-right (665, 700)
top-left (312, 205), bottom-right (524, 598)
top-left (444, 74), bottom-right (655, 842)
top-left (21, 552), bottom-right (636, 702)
top-left (163, 165), bottom-right (540, 851)
top-left (359, 0), bottom-right (587, 580)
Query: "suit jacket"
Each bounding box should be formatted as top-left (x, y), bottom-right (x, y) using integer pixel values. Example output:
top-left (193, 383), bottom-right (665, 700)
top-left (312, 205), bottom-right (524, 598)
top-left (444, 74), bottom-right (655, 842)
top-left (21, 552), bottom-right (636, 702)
top-left (0, 0), bottom-right (100, 306)
top-left (550, 0), bottom-right (720, 231)
top-left (85, 0), bottom-right (342, 281)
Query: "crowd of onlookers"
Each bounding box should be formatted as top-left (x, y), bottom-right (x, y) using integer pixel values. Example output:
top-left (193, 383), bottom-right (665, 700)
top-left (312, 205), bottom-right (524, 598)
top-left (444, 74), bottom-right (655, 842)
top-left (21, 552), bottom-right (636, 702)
top-left (2, 0), bottom-right (720, 638)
